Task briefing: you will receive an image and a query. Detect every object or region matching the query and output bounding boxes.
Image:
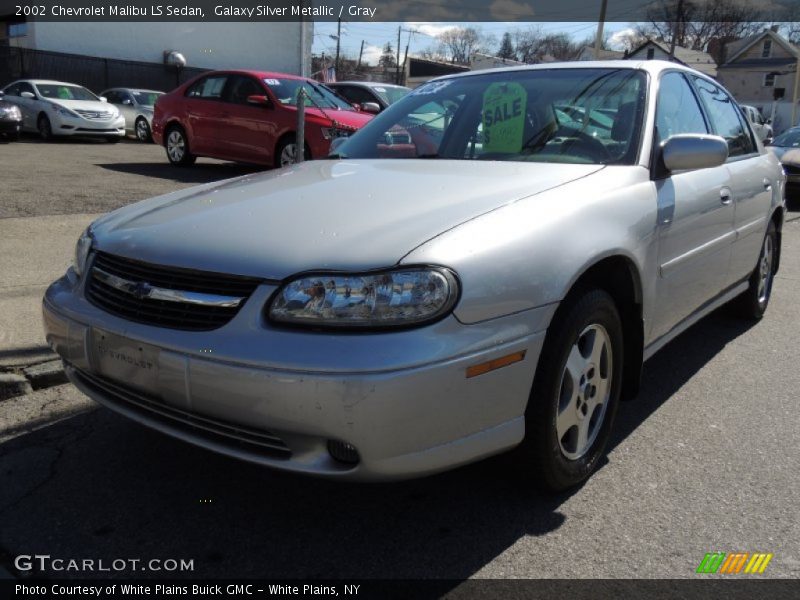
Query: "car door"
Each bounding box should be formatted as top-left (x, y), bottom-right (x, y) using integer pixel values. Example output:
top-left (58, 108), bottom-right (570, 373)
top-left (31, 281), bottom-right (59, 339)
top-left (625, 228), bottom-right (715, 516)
top-left (183, 74), bottom-right (228, 155)
top-left (217, 75), bottom-right (274, 163)
top-left (692, 79), bottom-right (775, 287)
top-left (650, 71), bottom-right (736, 341)
top-left (117, 91), bottom-right (138, 131)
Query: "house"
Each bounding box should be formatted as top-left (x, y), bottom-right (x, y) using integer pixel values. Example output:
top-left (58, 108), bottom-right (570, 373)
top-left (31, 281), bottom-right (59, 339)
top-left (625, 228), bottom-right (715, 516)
top-left (716, 29), bottom-right (800, 134)
top-left (575, 46), bottom-right (624, 61)
top-left (403, 57), bottom-right (469, 89)
top-left (624, 39), bottom-right (717, 78)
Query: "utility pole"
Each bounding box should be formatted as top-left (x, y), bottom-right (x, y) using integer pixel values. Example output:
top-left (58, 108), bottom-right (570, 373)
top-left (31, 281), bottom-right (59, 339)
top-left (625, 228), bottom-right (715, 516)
top-left (357, 40), bottom-right (365, 70)
top-left (396, 25), bottom-right (401, 84)
top-left (594, 0), bottom-right (607, 59)
top-left (335, 18), bottom-right (341, 77)
top-left (402, 31), bottom-right (412, 86)
top-left (296, 1), bottom-right (306, 164)
top-left (668, 0), bottom-right (684, 60)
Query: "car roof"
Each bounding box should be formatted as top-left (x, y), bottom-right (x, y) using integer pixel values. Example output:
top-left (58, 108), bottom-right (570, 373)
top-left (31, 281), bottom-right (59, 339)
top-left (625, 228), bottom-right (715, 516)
top-left (331, 81), bottom-right (409, 89)
top-left (15, 79), bottom-right (84, 86)
top-left (427, 59), bottom-right (713, 84)
top-left (195, 69), bottom-right (309, 81)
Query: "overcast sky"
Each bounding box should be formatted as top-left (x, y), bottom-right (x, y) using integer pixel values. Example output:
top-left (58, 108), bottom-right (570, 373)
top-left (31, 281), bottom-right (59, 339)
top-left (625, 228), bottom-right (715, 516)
top-left (311, 21), bottom-right (640, 66)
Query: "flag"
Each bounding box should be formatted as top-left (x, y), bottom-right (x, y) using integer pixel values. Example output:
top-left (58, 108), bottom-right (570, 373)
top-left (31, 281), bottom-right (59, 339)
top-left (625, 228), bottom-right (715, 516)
top-left (322, 66), bottom-right (336, 83)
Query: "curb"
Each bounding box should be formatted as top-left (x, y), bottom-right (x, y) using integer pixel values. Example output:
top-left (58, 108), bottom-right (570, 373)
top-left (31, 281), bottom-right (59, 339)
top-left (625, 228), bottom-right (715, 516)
top-left (0, 359), bottom-right (67, 401)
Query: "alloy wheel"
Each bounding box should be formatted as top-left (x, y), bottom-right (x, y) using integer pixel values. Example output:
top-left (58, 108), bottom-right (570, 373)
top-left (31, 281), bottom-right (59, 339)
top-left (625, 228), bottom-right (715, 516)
top-left (136, 119), bottom-right (150, 141)
top-left (757, 234), bottom-right (773, 306)
top-left (167, 130), bottom-right (185, 162)
top-left (556, 324), bottom-right (613, 460)
top-left (280, 143), bottom-right (297, 167)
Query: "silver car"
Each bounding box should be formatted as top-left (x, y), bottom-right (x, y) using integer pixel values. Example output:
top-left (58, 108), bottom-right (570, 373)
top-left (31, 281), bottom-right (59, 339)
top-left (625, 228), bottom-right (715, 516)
top-left (43, 61), bottom-right (785, 491)
top-left (101, 88), bottom-right (164, 142)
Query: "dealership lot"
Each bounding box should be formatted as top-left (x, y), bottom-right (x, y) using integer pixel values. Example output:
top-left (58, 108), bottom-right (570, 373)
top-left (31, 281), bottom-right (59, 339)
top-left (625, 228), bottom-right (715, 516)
top-left (0, 136), bottom-right (799, 580)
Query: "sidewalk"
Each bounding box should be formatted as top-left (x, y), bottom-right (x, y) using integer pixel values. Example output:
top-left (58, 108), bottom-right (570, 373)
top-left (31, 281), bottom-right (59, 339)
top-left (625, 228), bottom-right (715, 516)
top-left (0, 213), bottom-right (99, 368)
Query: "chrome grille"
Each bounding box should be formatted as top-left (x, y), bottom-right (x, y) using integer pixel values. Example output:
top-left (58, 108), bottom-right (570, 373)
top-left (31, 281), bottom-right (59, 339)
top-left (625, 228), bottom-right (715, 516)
top-left (86, 251), bottom-right (262, 331)
top-left (75, 109), bottom-right (113, 120)
top-left (70, 366), bottom-right (292, 459)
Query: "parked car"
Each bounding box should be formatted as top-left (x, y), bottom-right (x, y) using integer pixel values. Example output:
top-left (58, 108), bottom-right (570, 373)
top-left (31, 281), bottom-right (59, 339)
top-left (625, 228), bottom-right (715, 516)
top-left (327, 81), bottom-right (411, 113)
top-left (741, 104), bottom-right (773, 142)
top-left (101, 88), bottom-right (164, 142)
top-left (1, 79), bottom-right (125, 141)
top-left (767, 126), bottom-right (800, 195)
top-left (44, 61), bottom-right (785, 491)
top-left (151, 70), bottom-right (374, 167)
top-left (0, 90), bottom-right (23, 141)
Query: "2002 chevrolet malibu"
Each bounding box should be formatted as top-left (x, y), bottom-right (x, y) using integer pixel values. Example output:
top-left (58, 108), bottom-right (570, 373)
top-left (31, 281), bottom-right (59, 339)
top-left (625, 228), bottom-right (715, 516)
top-left (44, 61), bottom-right (785, 490)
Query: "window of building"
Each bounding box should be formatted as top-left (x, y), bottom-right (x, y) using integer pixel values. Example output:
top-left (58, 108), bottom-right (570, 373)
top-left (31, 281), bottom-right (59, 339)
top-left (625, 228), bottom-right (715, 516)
top-left (646, 47), bottom-right (655, 60)
top-left (764, 72), bottom-right (776, 87)
top-left (762, 39), bottom-right (772, 58)
top-left (8, 22), bottom-right (27, 38)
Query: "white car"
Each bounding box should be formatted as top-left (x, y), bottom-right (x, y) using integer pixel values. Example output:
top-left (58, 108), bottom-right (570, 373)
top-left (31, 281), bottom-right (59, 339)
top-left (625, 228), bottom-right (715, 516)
top-left (1, 79), bottom-right (125, 142)
top-left (741, 104), bottom-right (773, 143)
top-left (101, 88), bottom-right (164, 142)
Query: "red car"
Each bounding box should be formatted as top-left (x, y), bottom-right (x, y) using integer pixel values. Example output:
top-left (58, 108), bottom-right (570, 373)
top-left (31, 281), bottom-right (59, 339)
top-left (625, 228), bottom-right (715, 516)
top-left (152, 70), bottom-right (374, 168)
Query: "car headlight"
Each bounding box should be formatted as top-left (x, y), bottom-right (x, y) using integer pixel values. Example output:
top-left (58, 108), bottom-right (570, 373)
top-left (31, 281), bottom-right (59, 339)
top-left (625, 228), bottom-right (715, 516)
top-left (321, 127), bottom-right (354, 140)
top-left (268, 267), bottom-right (459, 329)
top-left (52, 105), bottom-right (79, 118)
top-left (73, 228), bottom-right (94, 278)
top-left (0, 105), bottom-right (21, 119)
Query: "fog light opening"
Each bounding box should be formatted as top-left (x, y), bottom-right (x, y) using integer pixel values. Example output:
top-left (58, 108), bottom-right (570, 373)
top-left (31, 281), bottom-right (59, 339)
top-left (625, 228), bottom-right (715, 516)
top-left (327, 440), bottom-right (360, 465)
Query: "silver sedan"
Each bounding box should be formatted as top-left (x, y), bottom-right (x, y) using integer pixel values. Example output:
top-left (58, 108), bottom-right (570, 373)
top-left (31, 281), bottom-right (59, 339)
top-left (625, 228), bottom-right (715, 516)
top-left (43, 61), bottom-right (785, 491)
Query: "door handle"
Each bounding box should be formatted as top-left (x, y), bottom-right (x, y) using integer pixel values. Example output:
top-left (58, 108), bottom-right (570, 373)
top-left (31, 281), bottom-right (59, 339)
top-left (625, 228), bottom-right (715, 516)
top-left (763, 178), bottom-right (772, 191)
top-left (720, 188), bottom-right (733, 205)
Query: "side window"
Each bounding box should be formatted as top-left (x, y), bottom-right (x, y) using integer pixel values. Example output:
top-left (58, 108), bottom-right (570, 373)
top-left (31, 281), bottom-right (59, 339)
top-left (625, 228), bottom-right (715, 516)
top-left (104, 91), bottom-right (119, 103)
top-left (340, 86), bottom-right (374, 105)
top-left (692, 77), bottom-right (755, 157)
top-left (224, 76), bottom-right (265, 105)
top-left (186, 76), bottom-right (227, 100)
top-left (19, 82), bottom-right (35, 96)
top-left (656, 72), bottom-right (708, 142)
top-left (4, 84), bottom-right (20, 96)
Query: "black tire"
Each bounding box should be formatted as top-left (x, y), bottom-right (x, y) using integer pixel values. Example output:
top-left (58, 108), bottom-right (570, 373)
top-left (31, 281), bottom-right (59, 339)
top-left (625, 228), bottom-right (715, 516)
top-left (165, 125), bottom-right (196, 166)
top-left (731, 220), bottom-right (777, 320)
top-left (135, 117), bottom-right (152, 142)
top-left (521, 289), bottom-right (624, 492)
top-left (37, 114), bottom-right (52, 141)
top-left (274, 135), bottom-right (310, 169)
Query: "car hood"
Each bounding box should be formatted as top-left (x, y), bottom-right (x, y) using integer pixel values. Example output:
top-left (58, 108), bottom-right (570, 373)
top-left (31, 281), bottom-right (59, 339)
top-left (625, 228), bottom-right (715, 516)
top-left (769, 146), bottom-right (800, 166)
top-left (92, 160), bottom-right (604, 280)
top-left (47, 99), bottom-right (116, 112)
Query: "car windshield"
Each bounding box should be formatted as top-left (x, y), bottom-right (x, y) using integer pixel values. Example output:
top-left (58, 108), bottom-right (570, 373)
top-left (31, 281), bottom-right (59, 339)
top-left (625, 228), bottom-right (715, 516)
top-left (333, 68), bottom-right (646, 165)
top-left (36, 84), bottom-right (99, 101)
top-left (372, 85), bottom-right (410, 105)
top-left (263, 78), bottom-right (353, 110)
top-left (772, 129), bottom-right (800, 147)
top-left (133, 91), bottom-right (163, 106)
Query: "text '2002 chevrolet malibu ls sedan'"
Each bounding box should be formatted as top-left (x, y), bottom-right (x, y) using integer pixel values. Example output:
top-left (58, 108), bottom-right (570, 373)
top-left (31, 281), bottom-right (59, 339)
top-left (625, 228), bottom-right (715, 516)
top-left (43, 61), bottom-right (785, 491)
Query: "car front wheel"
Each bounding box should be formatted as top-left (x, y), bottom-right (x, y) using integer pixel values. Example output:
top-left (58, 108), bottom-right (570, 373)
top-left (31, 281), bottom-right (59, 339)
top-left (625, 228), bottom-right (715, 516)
top-left (522, 289), bottom-right (624, 492)
top-left (37, 115), bottom-right (53, 141)
top-left (275, 135), bottom-right (310, 168)
top-left (135, 117), bottom-right (152, 142)
top-left (165, 126), bottom-right (196, 166)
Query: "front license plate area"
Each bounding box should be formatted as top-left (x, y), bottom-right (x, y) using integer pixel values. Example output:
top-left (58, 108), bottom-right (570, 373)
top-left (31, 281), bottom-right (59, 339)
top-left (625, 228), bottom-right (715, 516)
top-left (92, 329), bottom-right (159, 392)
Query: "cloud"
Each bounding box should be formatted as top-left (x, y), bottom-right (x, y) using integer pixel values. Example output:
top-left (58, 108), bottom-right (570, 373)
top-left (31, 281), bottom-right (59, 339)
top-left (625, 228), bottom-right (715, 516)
top-left (406, 22), bottom-right (460, 39)
top-left (360, 44), bottom-right (385, 66)
top-left (609, 28), bottom-right (640, 51)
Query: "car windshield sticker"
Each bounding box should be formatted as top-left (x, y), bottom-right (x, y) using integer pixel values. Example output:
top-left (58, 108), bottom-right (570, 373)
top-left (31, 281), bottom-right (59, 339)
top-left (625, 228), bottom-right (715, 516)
top-left (482, 82), bottom-right (527, 153)
top-left (264, 79), bottom-right (280, 86)
top-left (411, 80), bottom-right (452, 96)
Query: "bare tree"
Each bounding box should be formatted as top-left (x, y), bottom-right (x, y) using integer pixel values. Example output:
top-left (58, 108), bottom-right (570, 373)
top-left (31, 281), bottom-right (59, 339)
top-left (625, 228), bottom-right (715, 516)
top-left (512, 27), bottom-right (582, 63)
top-left (639, 0), bottom-right (764, 52)
top-left (436, 27), bottom-right (495, 64)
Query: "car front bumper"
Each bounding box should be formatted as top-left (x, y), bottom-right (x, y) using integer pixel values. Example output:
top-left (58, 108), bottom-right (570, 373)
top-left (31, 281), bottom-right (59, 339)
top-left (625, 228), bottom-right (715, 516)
top-left (0, 119), bottom-right (22, 134)
top-left (43, 271), bottom-right (553, 480)
top-left (52, 113), bottom-right (125, 137)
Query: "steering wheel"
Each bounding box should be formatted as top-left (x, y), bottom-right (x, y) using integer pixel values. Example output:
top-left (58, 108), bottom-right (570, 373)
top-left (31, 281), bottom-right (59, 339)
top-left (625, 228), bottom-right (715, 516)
top-left (554, 128), bottom-right (612, 162)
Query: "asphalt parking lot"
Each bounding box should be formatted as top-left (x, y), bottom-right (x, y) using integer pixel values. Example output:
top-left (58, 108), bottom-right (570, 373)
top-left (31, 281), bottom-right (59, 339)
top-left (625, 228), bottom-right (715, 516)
top-left (0, 136), bottom-right (799, 583)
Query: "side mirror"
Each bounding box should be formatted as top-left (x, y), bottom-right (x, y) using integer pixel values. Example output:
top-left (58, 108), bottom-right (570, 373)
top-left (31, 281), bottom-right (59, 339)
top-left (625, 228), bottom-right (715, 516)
top-left (99, 96), bottom-right (108, 103)
top-left (329, 137), bottom-right (347, 155)
top-left (21, 91), bottom-right (35, 99)
top-left (360, 102), bottom-right (381, 114)
top-left (247, 94), bottom-right (271, 107)
top-left (661, 134), bottom-right (728, 173)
